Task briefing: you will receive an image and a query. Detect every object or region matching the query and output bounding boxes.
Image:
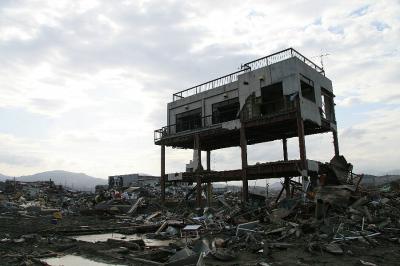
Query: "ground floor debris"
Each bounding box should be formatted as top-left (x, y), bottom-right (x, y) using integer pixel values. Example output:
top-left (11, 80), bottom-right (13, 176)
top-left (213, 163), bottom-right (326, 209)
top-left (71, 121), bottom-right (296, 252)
top-left (1, 168), bottom-right (400, 265)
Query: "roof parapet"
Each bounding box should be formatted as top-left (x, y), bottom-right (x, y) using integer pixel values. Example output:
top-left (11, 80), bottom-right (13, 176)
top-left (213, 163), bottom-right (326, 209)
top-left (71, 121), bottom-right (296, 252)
top-left (172, 48), bottom-right (324, 102)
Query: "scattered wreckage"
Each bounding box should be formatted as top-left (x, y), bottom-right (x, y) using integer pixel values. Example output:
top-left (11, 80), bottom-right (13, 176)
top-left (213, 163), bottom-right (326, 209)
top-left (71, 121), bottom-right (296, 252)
top-left (0, 158), bottom-right (400, 265)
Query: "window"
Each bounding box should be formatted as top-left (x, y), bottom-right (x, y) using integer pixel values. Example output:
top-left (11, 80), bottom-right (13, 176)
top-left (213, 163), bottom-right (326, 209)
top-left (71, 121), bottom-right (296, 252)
top-left (300, 75), bottom-right (315, 102)
top-left (212, 97), bottom-right (240, 124)
top-left (176, 108), bottom-right (202, 132)
top-left (260, 82), bottom-right (285, 115)
top-left (321, 87), bottom-right (335, 122)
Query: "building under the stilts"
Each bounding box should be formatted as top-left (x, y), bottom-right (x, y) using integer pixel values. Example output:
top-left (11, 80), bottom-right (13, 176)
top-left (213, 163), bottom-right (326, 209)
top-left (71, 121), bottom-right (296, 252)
top-left (154, 48), bottom-right (339, 206)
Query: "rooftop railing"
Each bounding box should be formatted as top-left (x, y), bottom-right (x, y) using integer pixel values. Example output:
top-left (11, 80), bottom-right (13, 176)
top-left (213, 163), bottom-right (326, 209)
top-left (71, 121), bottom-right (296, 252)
top-left (242, 48), bottom-right (325, 75)
top-left (172, 69), bottom-right (249, 101)
top-left (154, 103), bottom-right (297, 142)
top-left (154, 115), bottom-right (214, 142)
top-left (172, 48), bottom-right (325, 102)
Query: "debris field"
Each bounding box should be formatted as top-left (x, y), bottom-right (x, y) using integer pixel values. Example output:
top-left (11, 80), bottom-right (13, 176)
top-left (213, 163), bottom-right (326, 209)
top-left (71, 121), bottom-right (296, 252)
top-left (1, 170), bottom-right (400, 266)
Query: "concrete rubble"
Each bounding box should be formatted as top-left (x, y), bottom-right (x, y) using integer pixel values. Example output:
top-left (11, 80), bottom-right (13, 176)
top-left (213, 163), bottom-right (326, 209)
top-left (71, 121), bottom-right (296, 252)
top-left (0, 172), bottom-right (400, 265)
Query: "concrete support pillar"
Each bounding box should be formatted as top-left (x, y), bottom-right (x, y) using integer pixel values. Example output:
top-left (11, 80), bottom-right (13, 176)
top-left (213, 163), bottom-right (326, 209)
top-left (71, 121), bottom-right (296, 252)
top-left (282, 138), bottom-right (290, 199)
top-left (240, 126), bottom-right (249, 202)
top-left (333, 131), bottom-right (340, 157)
top-left (206, 150), bottom-right (212, 206)
top-left (161, 145), bottom-right (165, 204)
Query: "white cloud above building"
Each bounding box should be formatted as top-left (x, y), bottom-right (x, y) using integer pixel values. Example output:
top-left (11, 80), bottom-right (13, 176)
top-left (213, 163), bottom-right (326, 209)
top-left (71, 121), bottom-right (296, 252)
top-left (0, 0), bottom-right (399, 178)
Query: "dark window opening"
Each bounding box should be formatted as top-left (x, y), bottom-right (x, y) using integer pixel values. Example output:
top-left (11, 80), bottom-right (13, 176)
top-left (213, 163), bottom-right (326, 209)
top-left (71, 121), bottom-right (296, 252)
top-left (300, 76), bottom-right (315, 102)
top-left (176, 108), bottom-right (202, 132)
top-left (260, 82), bottom-right (286, 115)
top-left (321, 87), bottom-right (335, 122)
top-left (212, 97), bottom-right (240, 124)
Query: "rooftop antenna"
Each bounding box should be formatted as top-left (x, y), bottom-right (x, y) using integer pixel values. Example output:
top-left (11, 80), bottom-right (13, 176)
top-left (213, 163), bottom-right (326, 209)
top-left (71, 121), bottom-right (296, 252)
top-left (313, 52), bottom-right (330, 71)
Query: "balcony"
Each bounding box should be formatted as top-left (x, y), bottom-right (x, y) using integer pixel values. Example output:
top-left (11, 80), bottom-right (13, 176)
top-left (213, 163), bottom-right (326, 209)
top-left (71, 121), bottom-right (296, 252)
top-left (154, 115), bottom-right (214, 142)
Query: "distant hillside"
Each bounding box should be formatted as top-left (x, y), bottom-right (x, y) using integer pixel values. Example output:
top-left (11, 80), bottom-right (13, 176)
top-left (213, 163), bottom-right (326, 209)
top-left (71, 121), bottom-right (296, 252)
top-left (361, 174), bottom-right (400, 186)
top-left (0, 170), bottom-right (106, 191)
top-left (0, 173), bottom-right (11, 181)
top-left (385, 169), bottom-right (400, 175)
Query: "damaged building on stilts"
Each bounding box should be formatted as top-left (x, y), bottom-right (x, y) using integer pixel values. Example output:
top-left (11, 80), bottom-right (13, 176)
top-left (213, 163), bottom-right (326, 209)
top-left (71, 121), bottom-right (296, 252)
top-left (154, 47), bottom-right (352, 206)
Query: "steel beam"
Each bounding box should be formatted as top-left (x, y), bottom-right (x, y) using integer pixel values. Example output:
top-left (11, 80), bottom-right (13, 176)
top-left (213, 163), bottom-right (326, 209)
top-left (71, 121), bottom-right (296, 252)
top-left (194, 134), bottom-right (203, 171)
top-left (283, 138), bottom-right (288, 161)
top-left (296, 99), bottom-right (307, 170)
top-left (296, 97), bottom-right (308, 201)
top-left (161, 145), bottom-right (165, 203)
top-left (206, 150), bottom-right (212, 206)
top-left (195, 135), bottom-right (203, 207)
top-left (282, 138), bottom-right (290, 198)
top-left (333, 130), bottom-right (340, 157)
top-left (196, 176), bottom-right (202, 208)
top-left (206, 150), bottom-right (211, 171)
top-left (240, 126), bottom-right (248, 202)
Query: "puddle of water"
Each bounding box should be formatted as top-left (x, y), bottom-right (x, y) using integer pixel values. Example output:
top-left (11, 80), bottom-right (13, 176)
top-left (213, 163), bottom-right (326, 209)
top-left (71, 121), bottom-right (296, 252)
top-left (72, 233), bottom-right (140, 243)
top-left (42, 255), bottom-right (125, 266)
top-left (72, 233), bottom-right (175, 247)
top-left (143, 238), bottom-right (175, 247)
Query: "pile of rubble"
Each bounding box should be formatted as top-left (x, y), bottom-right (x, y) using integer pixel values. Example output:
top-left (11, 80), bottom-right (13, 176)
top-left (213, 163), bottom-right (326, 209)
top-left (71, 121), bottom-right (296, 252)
top-left (1, 167), bottom-right (400, 265)
top-left (0, 180), bottom-right (94, 220)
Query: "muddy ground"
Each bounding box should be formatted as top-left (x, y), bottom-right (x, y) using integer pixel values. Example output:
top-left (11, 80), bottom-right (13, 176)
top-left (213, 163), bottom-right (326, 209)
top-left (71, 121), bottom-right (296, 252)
top-left (1, 212), bottom-right (399, 266)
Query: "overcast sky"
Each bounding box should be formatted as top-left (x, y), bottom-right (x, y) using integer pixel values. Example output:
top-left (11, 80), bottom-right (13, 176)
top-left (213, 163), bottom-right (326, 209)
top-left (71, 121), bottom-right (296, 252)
top-left (0, 0), bottom-right (399, 179)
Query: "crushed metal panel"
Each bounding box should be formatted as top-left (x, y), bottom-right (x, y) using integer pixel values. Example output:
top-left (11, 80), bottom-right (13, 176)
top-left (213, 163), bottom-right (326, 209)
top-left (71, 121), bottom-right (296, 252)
top-left (307, 160), bottom-right (319, 172)
top-left (183, 224), bottom-right (202, 231)
top-left (168, 173), bottom-right (183, 181)
top-left (314, 185), bottom-right (355, 207)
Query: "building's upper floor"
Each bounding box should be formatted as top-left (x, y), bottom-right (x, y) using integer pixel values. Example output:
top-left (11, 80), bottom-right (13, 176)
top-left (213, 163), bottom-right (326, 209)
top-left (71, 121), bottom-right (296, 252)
top-left (155, 48), bottom-right (337, 144)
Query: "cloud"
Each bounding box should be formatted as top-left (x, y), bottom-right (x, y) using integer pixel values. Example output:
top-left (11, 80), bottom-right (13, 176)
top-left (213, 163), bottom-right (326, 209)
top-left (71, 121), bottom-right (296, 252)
top-left (0, 153), bottom-right (42, 167)
top-left (29, 98), bottom-right (66, 113)
top-left (0, 0), bottom-right (398, 178)
top-left (349, 5), bottom-right (370, 17)
top-left (0, 133), bottom-right (45, 174)
top-left (341, 127), bottom-right (367, 139)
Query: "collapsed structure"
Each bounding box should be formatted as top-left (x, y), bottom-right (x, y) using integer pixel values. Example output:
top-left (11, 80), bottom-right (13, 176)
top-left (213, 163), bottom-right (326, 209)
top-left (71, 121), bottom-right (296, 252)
top-left (154, 48), bottom-right (340, 206)
top-left (1, 49), bottom-right (398, 265)
top-left (108, 174), bottom-right (159, 189)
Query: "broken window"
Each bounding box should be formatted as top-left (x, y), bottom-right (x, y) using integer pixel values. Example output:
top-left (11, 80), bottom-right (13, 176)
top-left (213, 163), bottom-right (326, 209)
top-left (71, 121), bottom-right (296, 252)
top-left (260, 82), bottom-right (285, 115)
top-left (212, 97), bottom-right (240, 124)
top-left (300, 75), bottom-right (315, 102)
top-left (176, 108), bottom-right (202, 132)
top-left (321, 92), bottom-right (326, 119)
top-left (321, 87), bottom-right (335, 122)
